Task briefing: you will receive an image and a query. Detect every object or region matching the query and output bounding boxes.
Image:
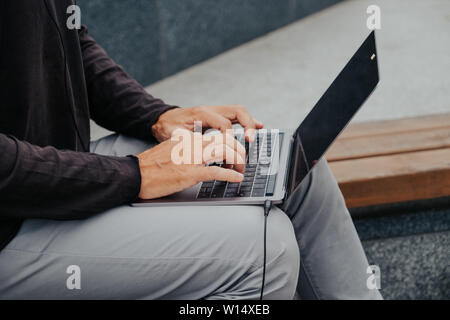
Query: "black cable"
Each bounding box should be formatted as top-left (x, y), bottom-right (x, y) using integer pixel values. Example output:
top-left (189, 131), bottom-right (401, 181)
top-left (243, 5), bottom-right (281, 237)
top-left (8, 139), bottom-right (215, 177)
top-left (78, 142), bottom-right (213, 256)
top-left (260, 200), bottom-right (272, 300)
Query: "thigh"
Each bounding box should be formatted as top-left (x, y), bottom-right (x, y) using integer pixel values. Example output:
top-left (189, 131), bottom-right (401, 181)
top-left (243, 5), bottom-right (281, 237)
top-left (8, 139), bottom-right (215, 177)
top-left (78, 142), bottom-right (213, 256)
top-left (283, 159), bottom-right (382, 300)
top-left (0, 203), bottom-right (297, 300)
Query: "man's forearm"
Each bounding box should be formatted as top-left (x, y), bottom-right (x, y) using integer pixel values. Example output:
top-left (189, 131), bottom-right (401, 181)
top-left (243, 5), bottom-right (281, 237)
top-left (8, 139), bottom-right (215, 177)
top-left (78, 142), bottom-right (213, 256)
top-left (0, 133), bottom-right (140, 221)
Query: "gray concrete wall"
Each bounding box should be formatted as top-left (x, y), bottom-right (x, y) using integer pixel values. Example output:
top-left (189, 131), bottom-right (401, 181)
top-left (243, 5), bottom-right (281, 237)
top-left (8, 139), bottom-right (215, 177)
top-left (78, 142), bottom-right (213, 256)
top-left (77, 0), bottom-right (342, 86)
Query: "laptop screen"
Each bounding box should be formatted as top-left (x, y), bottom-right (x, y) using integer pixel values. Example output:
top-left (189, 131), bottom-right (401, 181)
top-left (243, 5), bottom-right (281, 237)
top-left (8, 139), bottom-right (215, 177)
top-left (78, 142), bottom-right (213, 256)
top-left (289, 31), bottom-right (380, 194)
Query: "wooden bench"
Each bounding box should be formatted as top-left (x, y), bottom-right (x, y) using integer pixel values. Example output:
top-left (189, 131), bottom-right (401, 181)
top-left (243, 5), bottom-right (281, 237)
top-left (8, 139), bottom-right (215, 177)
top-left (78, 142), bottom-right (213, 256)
top-left (326, 113), bottom-right (450, 208)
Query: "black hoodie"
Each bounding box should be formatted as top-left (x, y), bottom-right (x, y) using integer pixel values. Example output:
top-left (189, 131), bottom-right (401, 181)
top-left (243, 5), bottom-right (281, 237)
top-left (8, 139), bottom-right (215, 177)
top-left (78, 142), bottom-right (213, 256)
top-left (0, 0), bottom-right (177, 250)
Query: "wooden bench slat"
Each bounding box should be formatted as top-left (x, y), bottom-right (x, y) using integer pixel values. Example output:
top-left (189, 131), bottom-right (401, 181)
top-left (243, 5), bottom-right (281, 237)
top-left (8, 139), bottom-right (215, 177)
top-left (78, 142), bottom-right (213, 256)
top-left (327, 127), bottom-right (450, 161)
top-left (329, 148), bottom-right (450, 208)
top-left (338, 113), bottom-right (450, 140)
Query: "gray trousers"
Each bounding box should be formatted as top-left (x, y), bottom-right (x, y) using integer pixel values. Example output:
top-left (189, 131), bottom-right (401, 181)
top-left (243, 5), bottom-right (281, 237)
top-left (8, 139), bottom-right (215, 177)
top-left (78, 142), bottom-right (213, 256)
top-left (0, 134), bottom-right (382, 300)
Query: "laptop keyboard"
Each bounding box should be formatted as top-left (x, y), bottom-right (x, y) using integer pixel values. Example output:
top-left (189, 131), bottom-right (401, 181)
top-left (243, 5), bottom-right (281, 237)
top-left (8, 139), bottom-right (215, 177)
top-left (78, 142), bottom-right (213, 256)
top-left (197, 132), bottom-right (278, 199)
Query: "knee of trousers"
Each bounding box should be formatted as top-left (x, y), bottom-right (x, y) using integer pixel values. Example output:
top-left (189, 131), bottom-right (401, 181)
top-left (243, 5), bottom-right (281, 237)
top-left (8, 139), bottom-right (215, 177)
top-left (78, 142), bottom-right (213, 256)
top-left (216, 207), bottom-right (299, 300)
top-left (262, 208), bottom-right (300, 299)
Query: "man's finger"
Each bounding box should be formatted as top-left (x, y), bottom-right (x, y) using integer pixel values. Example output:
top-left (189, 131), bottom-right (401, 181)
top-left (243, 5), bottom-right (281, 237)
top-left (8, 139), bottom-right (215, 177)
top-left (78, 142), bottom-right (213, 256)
top-left (223, 132), bottom-right (246, 161)
top-left (203, 143), bottom-right (245, 173)
top-left (254, 119), bottom-right (264, 129)
top-left (199, 166), bottom-right (244, 183)
top-left (202, 132), bottom-right (246, 164)
top-left (235, 108), bottom-right (258, 141)
top-left (213, 105), bottom-right (260, 142)
top-left (195, 109), bottom-right (233, 133)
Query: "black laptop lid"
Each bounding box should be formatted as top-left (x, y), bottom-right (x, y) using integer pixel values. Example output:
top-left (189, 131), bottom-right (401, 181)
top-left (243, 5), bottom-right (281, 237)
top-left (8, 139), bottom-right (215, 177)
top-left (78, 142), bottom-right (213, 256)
top-left (287, 31), bottom-right (380, 196)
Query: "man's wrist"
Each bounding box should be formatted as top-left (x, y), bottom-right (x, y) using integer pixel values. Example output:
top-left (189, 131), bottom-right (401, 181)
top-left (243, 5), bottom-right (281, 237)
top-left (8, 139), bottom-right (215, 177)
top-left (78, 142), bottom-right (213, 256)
top-left (151, 107), bottom-right (180, 142)
top-left (117, 155), bottom-right (143, 203)
top-left (151, 120), bottom-right (164, 142)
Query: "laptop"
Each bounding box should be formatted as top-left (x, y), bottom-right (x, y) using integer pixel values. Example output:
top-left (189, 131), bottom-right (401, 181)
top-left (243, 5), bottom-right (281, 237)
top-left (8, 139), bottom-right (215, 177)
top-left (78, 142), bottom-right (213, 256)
top-left (132, 31), bottom-right (379, 207)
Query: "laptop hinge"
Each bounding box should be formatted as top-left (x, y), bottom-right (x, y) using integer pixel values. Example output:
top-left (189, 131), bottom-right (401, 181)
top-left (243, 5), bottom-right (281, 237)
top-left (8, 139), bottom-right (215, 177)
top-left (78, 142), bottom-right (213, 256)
top-left (284, 133), bottom-right (300, 201)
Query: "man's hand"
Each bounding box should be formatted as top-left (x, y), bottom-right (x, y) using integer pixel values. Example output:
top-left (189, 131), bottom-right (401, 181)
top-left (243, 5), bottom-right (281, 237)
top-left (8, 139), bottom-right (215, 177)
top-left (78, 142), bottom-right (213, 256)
top-left (152, 105), bottom-right (264, 143)
top-left (137, 131), bottom-right (246, 200)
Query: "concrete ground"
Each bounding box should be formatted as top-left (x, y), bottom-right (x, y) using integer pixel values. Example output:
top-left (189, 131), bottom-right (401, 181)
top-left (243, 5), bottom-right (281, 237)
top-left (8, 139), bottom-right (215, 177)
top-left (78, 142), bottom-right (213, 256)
top-left (89, 0), bottom-right (450, 299)
top-left (92, 0), bottom-right (450, 139)
top-left (354, 201), bottom-right (450, 299)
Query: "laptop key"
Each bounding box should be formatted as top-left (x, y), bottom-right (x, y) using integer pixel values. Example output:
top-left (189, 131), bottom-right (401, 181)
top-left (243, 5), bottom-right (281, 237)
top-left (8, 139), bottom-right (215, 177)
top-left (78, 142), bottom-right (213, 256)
top-left (225, 189), bottom-right (240, 197)
top-left (198, 192), bottom-right (211, 199)
top-left (244, 174), bottom-right (256, 180)
top-left (239, 190), bottom-right (252, 197)
top-left (253, 183), bottom-right (267, 189)
top-left (256, 172), bottom-right (268, 178)
top-left (245, 170), bottom-right (257, 176)
top-left (252, 189), bottom-right (266, 197)
top-left (211, 185), bottom-right (226, 198)
top-left (211, 191), bottom-right (225, 198)
top-left (255, 178), bottom-right (268, 184)
top-left (240, 182), bottom-right (253, 187)
top-left (243, 177), bottom-right (254, 184)
top-left (225, 193), bottom-right (238, 198)
top-left (259, 157), bottom-right (271, 166)
top-left (266, 175), bottom-right (277, 196)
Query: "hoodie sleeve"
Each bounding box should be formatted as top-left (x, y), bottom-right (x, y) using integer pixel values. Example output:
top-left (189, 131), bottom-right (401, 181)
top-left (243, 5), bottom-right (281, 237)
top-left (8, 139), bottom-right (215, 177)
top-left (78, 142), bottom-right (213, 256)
top-left (0, 133), bottom-right (141, 220)
top-left (78, 25), bottom-right (179, 141)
